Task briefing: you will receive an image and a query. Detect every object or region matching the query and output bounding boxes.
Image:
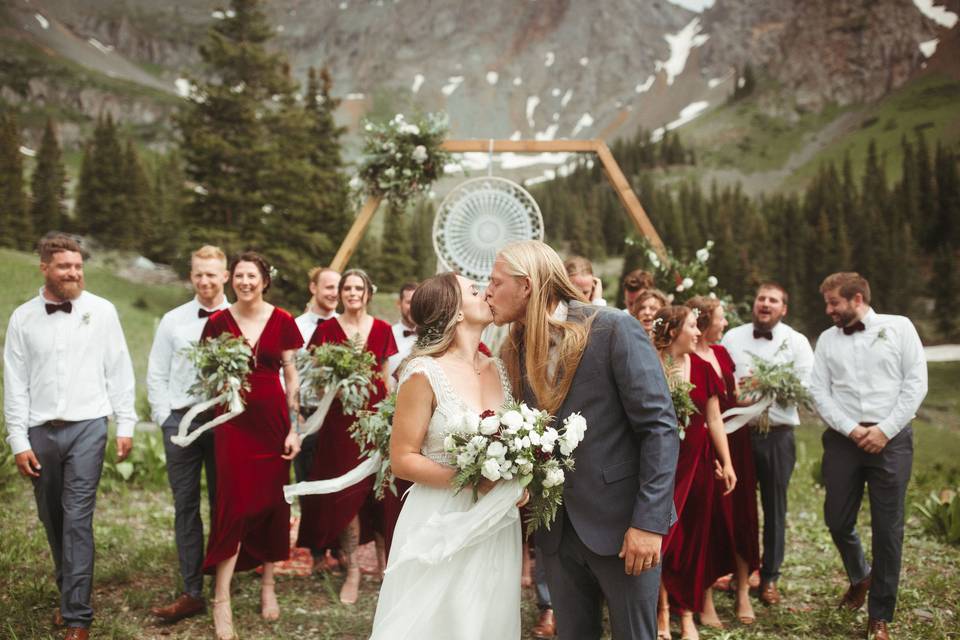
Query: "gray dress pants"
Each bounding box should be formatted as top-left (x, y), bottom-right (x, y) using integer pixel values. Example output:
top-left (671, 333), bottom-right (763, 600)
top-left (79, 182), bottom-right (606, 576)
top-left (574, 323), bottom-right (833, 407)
top-left (822, 426), bottom-right (913, 622)
top-left (161, 409), bottom-right (217, 598)
top-left (29, 417), bottom-right (108, 629)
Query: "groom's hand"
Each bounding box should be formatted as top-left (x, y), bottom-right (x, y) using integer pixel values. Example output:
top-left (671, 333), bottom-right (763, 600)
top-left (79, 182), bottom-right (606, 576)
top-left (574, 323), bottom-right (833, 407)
top-left (618, 527), bottom-right (662, 575)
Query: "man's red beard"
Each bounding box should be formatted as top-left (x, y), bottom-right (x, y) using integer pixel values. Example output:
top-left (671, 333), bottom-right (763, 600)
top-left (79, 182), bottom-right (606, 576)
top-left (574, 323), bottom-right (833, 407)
top-left (47, 277), bottom-right (84, 301)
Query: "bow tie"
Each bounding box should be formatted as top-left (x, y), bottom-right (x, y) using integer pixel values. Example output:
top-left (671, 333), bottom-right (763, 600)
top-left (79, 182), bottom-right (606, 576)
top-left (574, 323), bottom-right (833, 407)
top-left (753, 328), bottom-right (774, 340)
top-left (198, 308), bottom-right (216, 319)
top-left (403, 329), bottom-right (416, 338)
top-left (843, 320), bottom-right (866, 335)
top-left (45, 301), bottom-right (72, 315)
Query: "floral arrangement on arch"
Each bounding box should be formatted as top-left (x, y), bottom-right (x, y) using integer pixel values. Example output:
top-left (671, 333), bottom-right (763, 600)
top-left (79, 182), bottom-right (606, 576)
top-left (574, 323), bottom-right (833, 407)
top-left (357, 112), bottom-right (451, 209)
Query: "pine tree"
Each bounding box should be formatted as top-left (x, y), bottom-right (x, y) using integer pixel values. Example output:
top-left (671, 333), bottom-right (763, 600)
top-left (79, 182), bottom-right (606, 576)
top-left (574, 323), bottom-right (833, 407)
top-left (75, 114), bottom-right (126, 246)
top-left (410, 198), bottom-right (437, 280)
top-left (119, 139), bottom-right (155, 252)
top-left (143, 151), bottom-right (189, 266)
top-left (305, 66), bottom-right (352, 245)
top-left (933, 143), bottom-right (959, 250)
top-left (0, 113), bottom-right (31, 249)
top-left (915, 130), bottom-right (936, 250)
top-left (933, 247), bottom-right (959, 339)
top-left (30, 118), bottom-right (67, 236)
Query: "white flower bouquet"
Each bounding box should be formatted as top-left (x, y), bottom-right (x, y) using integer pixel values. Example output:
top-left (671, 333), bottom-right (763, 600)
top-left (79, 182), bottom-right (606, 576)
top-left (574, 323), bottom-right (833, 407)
top-left (443, 402), bottom-right (588, 535)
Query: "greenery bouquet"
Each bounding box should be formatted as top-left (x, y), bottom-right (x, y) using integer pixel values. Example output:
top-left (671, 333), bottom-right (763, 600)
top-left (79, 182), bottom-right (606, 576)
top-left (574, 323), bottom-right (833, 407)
top-left (298, 337), bottom-right (377, 436)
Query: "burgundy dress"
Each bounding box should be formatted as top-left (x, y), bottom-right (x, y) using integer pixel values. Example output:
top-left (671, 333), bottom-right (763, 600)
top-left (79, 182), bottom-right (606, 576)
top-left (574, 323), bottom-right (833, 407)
top-left (201, 307), bottom-right (303, 573)
top-left (297, 317), bottom-right (398, 552)
top-left (713, 344), bottom-right (761, 572)
top-left (662, 354), bottom-right (737, 612)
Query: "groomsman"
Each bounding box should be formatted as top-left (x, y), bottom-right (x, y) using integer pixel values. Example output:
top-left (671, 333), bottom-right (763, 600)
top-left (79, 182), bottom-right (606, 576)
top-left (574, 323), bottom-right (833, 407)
top-left (811, 272), bottom-right (927, 640)
top-left (146, 245), bottom-right (230, 623)
top-left (386, 282), bottom-right (418, 390)
top-left (721, 282), bottom-right (814, 605)
top-left (294, 267), bottom-right (340, 484)
top-left (4, 233), bottom-right (138, 640)
top-left (619, 268), bottom-right (653, 312)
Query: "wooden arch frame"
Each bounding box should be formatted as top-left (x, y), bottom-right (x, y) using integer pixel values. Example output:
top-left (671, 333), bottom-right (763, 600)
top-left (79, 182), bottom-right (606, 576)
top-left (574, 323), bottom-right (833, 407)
top-left (329, 138), bottom-right (666, 272)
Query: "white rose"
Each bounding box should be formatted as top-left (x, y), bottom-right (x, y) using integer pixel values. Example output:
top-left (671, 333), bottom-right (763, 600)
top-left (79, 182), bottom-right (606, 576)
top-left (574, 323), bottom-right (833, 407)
top-left (399, 123), bottom-right (421, 135)
top-left (501, 410), bottom-right (524, 432)
top-left (461, 412), bottom-right (480, 434)
top-left (486, 440), bottom-right (508, 459)
top-left (542, 466), bottom-right (565, 488)
top-left (411, 145), bottom-right (428, 163)
top-left (480, 415), bottom-right (500, 435)
top-left (520, 403), bottom-right (536, 423)
top-left (707, 276), bottom-right (718, 288)
top-left (456, 451), bottom-right (475, 468)
top-left (469, 435), bottom-right (487, 450)
top-left (528, 430), bottom-right (542, 446)
top-left (563, 413), bottom-right (587, 444)
top-left (682, 277), bottom-right (694, 289)
top-left (696, 248), bottom-right (710, 263)
top-left (481, 458), bottom-right (502, 481)
top-left (559, 440), bottom-right (574, 456)
top-left (515, 457), bottom-right (534, 475)
top-left (443, 434), bottom-right (456, 451)
top-left (540, 428), bottom-right (559, 452)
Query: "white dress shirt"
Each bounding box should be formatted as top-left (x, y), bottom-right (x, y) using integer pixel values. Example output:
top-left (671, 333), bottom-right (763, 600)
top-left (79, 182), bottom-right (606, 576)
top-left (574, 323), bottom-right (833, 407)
top-left (4, 289), bottom-right (138, 455)
top-left (295, 310), bottom-right (337, 344)
top-left (721, 320), bottom-right (815, 427)
top-left (146, 296), bottom-right (231, 425)
top-left (810, 308), bottom-right (928, 439)
top-left (387, 321), bottom-right (417, 384)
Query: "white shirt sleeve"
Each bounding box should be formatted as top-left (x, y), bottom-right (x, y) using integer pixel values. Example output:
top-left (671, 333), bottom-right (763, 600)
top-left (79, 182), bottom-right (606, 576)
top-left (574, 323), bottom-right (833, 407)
top-left (103, 306), bottom-right (139, 438)
top-left (792, 331), bottom-right (815, 389)
top-left (877, 319), bottom-right (928, 439)
top-left (810, 334), bottom-right (859, 436)
top-left (146, 314), bottom-right (174, 426)
top-left (3, 312), bottom-right (32, 455)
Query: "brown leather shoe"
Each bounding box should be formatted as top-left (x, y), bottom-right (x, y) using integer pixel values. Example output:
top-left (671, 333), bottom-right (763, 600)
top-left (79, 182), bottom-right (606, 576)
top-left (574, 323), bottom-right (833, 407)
top-left (52, 608), bottom-right (65, 627)
top-left (839, 575), bottom-right (871, 611)
top-left (150, 593), bottom-right (206, 623)
top-left (63, 628), bottom-right (89, 640)
top-left (759, 580), bottom-right (781, 606)
top-left (867, 618), bottom-right (891, 640)
top-left (531, 608), bottom-right (556, 638)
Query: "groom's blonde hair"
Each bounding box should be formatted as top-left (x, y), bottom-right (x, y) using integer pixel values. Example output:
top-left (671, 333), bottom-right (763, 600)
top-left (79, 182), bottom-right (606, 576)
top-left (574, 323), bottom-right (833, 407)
top-left (498, 241), bottom-right (591, 416)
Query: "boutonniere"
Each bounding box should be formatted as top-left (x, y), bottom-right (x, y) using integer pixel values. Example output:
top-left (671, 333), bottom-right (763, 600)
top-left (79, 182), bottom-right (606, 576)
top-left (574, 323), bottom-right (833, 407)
top-left (81, 312), bottom-right (91, 326)
top-left (871, 328), bottom-right (888, 346)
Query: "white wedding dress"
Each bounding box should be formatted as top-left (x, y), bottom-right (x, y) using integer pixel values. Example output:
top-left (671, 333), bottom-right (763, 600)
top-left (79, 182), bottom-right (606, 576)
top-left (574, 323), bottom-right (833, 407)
top-left (369, 355), bottom-right (522, 640)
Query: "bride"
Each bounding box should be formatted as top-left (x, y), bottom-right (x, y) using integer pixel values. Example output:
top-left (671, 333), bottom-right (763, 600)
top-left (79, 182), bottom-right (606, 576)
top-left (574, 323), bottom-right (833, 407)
top-left (369, 272), bottom-right (528, 639)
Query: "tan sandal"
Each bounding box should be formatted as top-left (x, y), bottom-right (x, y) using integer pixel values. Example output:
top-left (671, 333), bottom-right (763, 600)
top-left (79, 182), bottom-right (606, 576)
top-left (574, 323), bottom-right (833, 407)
top-left (260, 581), bottom-right (280, 621)
top-left (212, 598), bottom-right (238, 640)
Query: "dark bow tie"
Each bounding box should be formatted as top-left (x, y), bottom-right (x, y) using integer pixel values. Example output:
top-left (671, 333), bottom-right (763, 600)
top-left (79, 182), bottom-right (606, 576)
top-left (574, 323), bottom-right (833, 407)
top-left (843, 320), bottom-right (866, 336)
top-left (198, 308), bottom-right (216, 319)
top-left (45, 301), bottom-right (72, 315)
top-left (753, 328), bottom-right (774, 340)
top-left (403, 329), bottom-right (416, 338)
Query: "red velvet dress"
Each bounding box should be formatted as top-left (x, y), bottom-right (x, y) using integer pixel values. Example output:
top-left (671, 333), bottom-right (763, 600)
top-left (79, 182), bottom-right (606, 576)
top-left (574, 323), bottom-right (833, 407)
top-left (662, 354), bottom-right (737, 612)
top-left (713, 344), bottom-right (761, 571)
top-left (201, 307), bottom-right (303, 573)
top-left (297, 317), bottom-right (398, 553)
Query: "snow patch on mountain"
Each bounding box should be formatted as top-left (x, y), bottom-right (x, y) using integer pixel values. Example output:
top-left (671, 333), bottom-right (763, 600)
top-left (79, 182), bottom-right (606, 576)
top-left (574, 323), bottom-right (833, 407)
top-left (411, 73), bottom-right (425, 93)
top-left (920, 38), bottom-right (939, 57)
top-left (486, 71), bottom-right (499, 85)
top-left (34, 14), bottom-right (49, 29)
top-left (656, 18), bottom-right (709, 85)
top-left (912, 0), bottom-right (958, 29)
top-left (572, 112), bottom-right (594, 136)
top-left (442, 76), bottom-right (464, 96)
top-left (665, 0), bottom-right (715, 11)
top-left (635, 75), bottom-right (656, 94)
top-left (526, 96), bottom-right (540, 127)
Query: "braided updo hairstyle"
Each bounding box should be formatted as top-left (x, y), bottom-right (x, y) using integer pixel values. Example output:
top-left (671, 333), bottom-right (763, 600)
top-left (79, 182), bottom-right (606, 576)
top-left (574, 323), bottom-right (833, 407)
top-left (406, 272), bottom-right (462, 361)
top-left (650, 305), bottom-right (694, 351)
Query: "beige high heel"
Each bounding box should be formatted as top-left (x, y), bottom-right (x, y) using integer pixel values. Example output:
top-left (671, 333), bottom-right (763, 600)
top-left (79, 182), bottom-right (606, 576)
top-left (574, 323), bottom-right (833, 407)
top-left (212, 598), bottom-right (238, 640)
top-left (339, 566), bottom-right (361, 605)
top-left (261, 581), bottom-right (280, 621)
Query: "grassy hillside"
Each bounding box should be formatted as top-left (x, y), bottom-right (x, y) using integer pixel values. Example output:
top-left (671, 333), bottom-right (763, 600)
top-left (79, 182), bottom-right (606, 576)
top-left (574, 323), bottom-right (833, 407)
top-left (0, 249), bottom-right (402, 425)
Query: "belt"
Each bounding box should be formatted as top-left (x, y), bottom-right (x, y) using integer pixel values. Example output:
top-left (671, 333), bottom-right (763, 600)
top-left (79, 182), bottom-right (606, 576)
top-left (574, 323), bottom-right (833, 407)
top-left (860, 422), bottom-right (878, 427)
top-left (46, 419), bottom-right (75, 428)
top-left (755, 423), bottom-right (794, 433)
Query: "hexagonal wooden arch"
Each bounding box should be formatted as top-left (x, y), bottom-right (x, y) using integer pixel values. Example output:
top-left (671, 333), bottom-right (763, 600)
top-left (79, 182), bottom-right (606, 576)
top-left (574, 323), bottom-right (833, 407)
top-left (329, 138), bottom-right (667, 272)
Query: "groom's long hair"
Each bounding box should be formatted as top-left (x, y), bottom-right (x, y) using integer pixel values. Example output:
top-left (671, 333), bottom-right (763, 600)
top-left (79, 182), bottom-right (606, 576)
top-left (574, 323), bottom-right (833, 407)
top-left (499, 241), bottom-right (592, 416)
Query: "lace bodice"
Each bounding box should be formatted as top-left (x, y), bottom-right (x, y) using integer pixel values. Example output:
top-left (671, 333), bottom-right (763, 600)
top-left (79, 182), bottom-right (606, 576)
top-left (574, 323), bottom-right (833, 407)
top-left (398, 356), bottom-right (513, 465)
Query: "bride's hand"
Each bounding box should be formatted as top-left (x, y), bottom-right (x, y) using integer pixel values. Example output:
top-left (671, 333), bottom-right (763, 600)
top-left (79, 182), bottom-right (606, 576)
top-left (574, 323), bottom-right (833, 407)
top-left (516, 489), bottom-right (530, 508)
top-left (477, 478), bottom-right (496, 495)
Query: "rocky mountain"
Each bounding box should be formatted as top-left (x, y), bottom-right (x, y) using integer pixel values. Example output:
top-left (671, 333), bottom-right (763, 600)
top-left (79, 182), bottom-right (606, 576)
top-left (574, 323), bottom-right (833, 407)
top-left (1, 0), bottom-right (957, 187)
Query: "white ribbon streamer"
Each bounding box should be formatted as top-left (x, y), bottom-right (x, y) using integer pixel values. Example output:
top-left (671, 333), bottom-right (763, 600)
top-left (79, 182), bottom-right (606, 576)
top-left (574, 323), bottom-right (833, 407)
top-left (170, 392), bottom-right (244, 447)
top-left (283, 453), bottom-right (382, 503)
top-left (386, 480), bottom-right (522, 572)
top-left (298, 390), bottom-right (337, 437)
top-left (720, 397), bottom-right (774, 434)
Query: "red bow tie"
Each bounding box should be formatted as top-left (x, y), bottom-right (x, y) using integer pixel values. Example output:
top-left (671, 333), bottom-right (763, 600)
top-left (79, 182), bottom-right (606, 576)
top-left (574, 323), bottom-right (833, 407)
top-left (753, 328), bottom-right (774, 340)
top-left (198, 308), bottom-right (215, 318)
top-left (46, 301), bottom-right (72, 315)
top-left (843, 321), bottom-right (866, 335)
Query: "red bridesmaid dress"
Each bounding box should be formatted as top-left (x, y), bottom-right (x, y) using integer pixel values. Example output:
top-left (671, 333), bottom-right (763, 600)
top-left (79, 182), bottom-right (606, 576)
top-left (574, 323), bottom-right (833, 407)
top-left (661, 353), bottom-right (737, 612)
top-left (201, 307), bottom-right (303, 573)
top-left (296, 317), bottom-right (398, 553)
top-left (712, 344), bottom-right (761, 572)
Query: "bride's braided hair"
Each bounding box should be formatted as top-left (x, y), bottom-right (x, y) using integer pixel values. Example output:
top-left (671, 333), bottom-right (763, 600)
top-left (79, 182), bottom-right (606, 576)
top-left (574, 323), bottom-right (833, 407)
top-left (395, 273), bottom-right (461, 379)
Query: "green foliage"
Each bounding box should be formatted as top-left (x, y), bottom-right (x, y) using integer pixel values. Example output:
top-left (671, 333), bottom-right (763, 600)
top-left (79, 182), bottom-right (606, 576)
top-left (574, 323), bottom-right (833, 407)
top-left (100, 430), bottom-right (169, 493)
top-left (662, 357), bottom-right (698, 438)
top-left (298, 338), bottom-right (377, 417)
top-left (0, 112), bottom-right (31, 249)
top-left (29, 118), bottom-right (67, 235)
top-left (349, 393), bottom-right (397, 499)
top-left (916, 489), bottom-right (960, 546)
top-left (740, 340), bottom-right (814, 433)
top-left (183, 332), bottom-right (253, 401)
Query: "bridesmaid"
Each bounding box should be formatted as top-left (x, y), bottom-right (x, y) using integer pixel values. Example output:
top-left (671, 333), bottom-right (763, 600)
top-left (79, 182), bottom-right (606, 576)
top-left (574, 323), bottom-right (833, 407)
top-left (297, 269), bottom-right (398, 605)
top-left (687, 296), bottom-right (759, 626)
top-left (201, 252), bottom-right (303, 640)
top-left (653, 306), bottom-right (737, 640)
top-left (631, 288), bottom-right (669, 335)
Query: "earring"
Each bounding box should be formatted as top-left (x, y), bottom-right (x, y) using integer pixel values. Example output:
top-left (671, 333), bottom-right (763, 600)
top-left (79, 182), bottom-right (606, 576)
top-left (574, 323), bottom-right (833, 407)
top-left (457, 312), bottom-right (464, 322)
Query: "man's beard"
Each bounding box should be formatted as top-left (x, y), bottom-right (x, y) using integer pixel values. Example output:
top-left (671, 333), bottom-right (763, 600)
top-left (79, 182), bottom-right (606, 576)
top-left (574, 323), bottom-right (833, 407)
top-left (832, 309), bottom-right (858, 328)
top-left (752, 314), bottom-right (780, 332)
top-left (47, 277), bottom-right (84, 301)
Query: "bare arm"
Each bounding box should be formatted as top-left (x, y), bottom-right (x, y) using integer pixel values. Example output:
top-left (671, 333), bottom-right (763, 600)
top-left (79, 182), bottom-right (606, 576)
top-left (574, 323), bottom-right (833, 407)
top-left (281, 348), bottom-right (300, 460)
top-left (390, 373), bottom-right (457, 489)
top-left (705, 395), bottom-right (736, 494)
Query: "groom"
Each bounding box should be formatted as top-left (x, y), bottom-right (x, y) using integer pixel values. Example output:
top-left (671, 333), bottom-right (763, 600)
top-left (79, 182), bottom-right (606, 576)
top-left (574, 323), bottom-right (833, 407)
top-left (486, 241), bottom-right (679, 640)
